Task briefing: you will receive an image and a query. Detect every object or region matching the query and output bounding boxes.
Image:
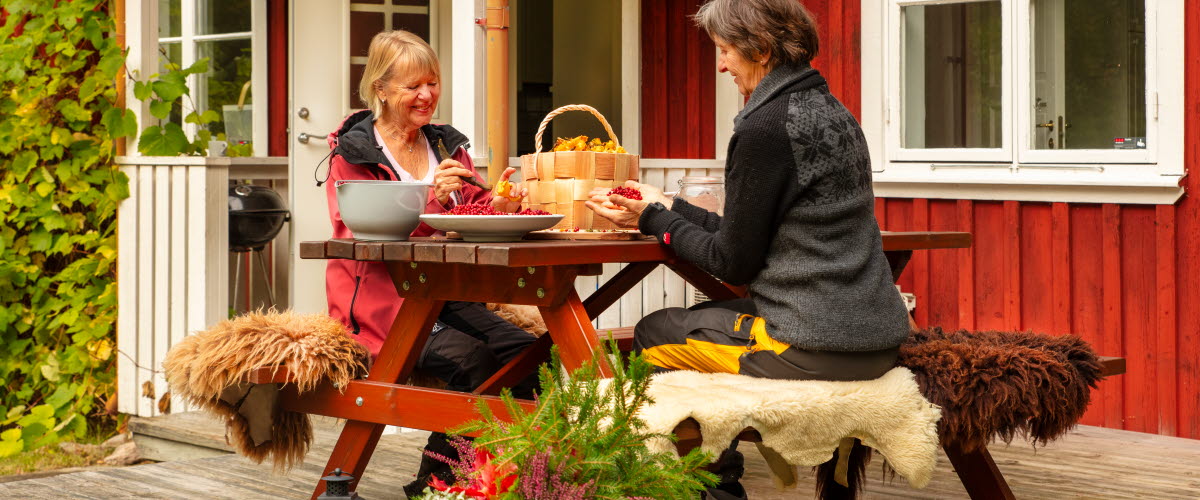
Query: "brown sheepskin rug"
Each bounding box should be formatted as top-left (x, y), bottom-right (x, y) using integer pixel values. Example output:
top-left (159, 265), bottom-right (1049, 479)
top-left (898, 327), bottom-right (1104, 452)
top-left (487, 303), bottom-right (548, 336)
top-left (817, 328), bottom-right (1104, 500)
top-left (163, 310), bottom-right (369, 471)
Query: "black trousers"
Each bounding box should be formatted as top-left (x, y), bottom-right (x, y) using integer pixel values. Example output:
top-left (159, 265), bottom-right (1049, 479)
top-left (404, 301), bottom-right (539, 495)
top-left (417, 300), bottom-right (539, 398)
top-left (635, 298), bottom-right (899, 381)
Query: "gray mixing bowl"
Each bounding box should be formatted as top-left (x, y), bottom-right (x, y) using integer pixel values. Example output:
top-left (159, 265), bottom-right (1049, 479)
top-left (335, 180), bottom-right (432, 240)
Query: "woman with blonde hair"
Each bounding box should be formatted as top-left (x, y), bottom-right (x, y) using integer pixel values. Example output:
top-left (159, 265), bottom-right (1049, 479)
top-left (321, 30), bottom-right (536, 496)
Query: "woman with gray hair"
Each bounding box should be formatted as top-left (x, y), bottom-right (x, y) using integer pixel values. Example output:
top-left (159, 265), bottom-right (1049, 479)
top-left (589, 2), bottom-right (910, 496)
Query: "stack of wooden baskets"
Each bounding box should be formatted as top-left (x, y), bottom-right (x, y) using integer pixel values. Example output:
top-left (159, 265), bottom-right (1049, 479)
top-left (519, 105), bottom-right (640, 230)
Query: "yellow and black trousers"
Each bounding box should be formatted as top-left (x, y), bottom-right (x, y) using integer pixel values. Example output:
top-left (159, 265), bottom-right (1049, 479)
top-left (634, 299), bottom-right (899, 381)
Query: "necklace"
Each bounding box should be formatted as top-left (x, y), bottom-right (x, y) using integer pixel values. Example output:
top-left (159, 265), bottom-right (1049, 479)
top-left (382, 124), bottom-right (420, 153)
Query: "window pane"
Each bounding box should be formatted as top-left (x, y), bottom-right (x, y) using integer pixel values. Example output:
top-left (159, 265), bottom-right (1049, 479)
top-left (159, 0), bottom-right (181, 38)
top-left (197, 38), bottom-right (254, 148)
top-left (902, 2), bottom-right (1002, 149)
top-left (158, 42), bottom-right (183, 125)
top-left (1032, 0), bottom-right (1145, 150)
top-left (197, 0), bottom-right (251, 35)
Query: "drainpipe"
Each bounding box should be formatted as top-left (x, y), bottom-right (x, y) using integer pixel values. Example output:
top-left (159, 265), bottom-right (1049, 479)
top-left (482, 0), bottom-right (509, 186)
top-left (114, 0), bottom-right (126, 156)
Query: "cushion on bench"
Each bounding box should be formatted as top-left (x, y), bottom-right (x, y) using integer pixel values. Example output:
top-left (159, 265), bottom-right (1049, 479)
top-left (163, 310), bottom-right (369, 471)
top-left (635, 367), bottom-right (941, 490)
top-left (899, 328), bottom-right (1104, 452)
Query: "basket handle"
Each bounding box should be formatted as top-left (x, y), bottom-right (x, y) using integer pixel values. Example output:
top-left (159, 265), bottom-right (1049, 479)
top-left (534, 104), bottom-right (621, 154)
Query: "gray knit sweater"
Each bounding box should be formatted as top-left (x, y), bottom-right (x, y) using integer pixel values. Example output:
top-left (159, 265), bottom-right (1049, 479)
top-left (638, 64), bottom-right (911, 352)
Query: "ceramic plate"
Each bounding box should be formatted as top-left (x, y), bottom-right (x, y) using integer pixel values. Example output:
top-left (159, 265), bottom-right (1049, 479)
top-left (420, 214), bottom-right (564, 242)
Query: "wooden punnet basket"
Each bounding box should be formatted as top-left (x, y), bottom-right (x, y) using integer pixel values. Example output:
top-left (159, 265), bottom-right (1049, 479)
top-left (519, 105), bottom-right (639, 230)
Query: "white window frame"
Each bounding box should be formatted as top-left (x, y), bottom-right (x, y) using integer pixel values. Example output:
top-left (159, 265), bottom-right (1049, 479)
top-left (887, 0), bottom-right (1013, 163)
top-left (862, 0), bottom-right (1185, 205)
top-left (344, 1), bottom-right (448, 122)
top-left (156, 0), bottom-right (269, 154)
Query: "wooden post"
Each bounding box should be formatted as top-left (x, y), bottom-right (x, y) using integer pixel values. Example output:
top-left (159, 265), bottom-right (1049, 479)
top-left (484, 0), bottom-right (509, 185)
top-left (113, 0), bottom-right (126, 156)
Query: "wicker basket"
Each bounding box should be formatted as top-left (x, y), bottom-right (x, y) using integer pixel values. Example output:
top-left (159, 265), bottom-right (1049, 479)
top-left (519, 105), bottom-right (640, 230)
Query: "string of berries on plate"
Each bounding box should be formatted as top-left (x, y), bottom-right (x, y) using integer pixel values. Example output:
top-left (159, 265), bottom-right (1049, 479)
top-left (445, 204), bottom-right (554, 216)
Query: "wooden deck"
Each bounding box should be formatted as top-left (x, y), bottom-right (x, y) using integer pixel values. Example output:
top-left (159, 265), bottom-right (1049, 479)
top-left (1, 413), bottom-right (1197, 498)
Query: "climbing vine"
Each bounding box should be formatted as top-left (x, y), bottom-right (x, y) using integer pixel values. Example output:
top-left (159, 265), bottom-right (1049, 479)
top-left (0, 0), bottom-right (132, 456)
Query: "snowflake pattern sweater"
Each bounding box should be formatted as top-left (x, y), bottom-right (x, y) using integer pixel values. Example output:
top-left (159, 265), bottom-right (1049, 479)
top-left (638, 64), bottom-right (911, 352)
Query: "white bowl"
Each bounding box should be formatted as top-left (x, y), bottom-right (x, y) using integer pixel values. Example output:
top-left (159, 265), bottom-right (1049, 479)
top-left (335, 180), bottom-right (431, 240)
top-left (419, 214), bottom-right (564, 242)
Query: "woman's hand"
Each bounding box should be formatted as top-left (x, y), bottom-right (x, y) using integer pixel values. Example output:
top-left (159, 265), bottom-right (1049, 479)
top-left (432, 159), bottom-right (475, 205)
top-left (490, 167), bottom-right (527, 213)
top-left (622, 180), bottom-right (672, 210)
top-left (585, 186), bottom-right (649, 228)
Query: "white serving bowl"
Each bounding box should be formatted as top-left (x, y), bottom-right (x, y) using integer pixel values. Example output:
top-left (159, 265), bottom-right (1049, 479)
top-left (335, 180), bottom-right (431, 240)
top-left (420, 214), bottom-right (564, 242)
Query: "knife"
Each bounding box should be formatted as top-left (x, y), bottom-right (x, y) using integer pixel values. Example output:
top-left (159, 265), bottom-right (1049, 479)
top-left (436, 138), bottom-right (489, 190)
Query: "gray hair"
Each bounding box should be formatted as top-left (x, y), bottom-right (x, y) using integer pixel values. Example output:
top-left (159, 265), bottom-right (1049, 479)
top-left (694, 0), bottom-right (820, 68)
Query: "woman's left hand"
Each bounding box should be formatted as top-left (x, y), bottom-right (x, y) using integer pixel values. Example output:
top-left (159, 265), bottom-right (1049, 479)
top-left (585, 190), bottom-right (647, 228)
top-left (490, 167), bottom-right (527, 213)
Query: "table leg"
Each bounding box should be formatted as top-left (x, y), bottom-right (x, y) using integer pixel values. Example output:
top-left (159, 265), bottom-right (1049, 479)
top-left (665, 260), bottom-right (746, 301)
top-left (943, 443), bottom-right (1016, 500)
top-left (473, 263), bottom-right (657, 394)
top-left (312, 296), bottom-right (443, 500)
top-left (540, 291), bottom-right (614, 377)
top-left (884, 250), bottom-right (914, 283)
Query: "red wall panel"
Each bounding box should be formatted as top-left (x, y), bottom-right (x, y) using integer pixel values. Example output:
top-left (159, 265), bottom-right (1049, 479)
top-left (640, 0), bottom-right (1200, 439)
top-left (640, 0), bottom-right (714, 159)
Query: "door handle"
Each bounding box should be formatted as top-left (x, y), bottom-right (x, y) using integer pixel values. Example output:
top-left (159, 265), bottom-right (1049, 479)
top-left (297, 132), bottom-right (325, 144)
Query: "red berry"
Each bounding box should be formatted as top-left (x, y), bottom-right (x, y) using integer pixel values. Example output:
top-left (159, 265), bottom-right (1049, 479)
top-left (608, 186), bottom-right (643, 200)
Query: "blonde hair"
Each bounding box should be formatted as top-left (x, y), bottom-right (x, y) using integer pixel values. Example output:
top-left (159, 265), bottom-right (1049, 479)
top-left (359, 30), bottom-right (441, 116)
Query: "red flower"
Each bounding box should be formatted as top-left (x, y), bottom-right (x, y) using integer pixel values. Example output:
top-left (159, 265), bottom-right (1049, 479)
top-left (428, 448), bottom-right (517, 499)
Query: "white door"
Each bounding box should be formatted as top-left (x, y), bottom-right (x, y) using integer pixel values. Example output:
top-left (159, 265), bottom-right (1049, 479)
top-left (288, 0), bottom-right (480, 314)
top-left (288, 0), bottom-right (345, 314)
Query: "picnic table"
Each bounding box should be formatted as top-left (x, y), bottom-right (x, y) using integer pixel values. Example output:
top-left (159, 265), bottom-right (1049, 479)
top-left (252, 231), bottom-right (1116, 499)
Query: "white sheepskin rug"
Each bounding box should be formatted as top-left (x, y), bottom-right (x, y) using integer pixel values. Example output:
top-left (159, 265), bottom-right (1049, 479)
top-left (639, 367), bottom-right (941, 489)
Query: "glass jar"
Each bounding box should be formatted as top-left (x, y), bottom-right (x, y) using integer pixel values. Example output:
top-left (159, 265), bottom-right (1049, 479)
top-left (677, 176), bottom-right (725, 215)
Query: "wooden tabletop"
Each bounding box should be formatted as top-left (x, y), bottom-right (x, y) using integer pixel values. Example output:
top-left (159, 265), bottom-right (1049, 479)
top-left (299, 231), bottom-right (972, 267)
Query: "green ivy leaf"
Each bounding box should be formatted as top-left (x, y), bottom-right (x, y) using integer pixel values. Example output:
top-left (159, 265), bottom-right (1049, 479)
top-left (39, 358), bottom-right (60, 383)
top-left (11, 151), bottom-right (37, 178)
top-left (35, 182), bottom-right (54, 197)
top-left (151, 72), bottom-right (188, 101)
top-left (101, 108), bottom-right (138, 138)
top-left (162, 122), bottom-right (190, 153)
top-left (45, 384), bottom-right (74, 410)
top-left (57, 100), bottom-right (92, 123)
top-left (149, 99), bottom-right (172, 119)
top-left (133, 80), bottom-right (152, 101)
top-left (200, 109), bottom-right (220, 124)
top-left (184, 57), bottom-right (209, 75)
top-left (28, 229), bottom-right (51, 252)
top-left (0, 430), bottom-right (22, 458)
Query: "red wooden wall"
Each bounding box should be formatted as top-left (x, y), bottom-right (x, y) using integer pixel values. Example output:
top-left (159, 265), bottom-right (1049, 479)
top-left (640, 0), bottom-right (715, 159)
top-left (643, 0), bottom-right (1200, 439)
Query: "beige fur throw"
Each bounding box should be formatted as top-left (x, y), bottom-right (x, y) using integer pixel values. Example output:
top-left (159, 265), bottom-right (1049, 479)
top-left (163, 310), bottom-right (369, 471)
top-left (638, 367), bottom-right (942, 489)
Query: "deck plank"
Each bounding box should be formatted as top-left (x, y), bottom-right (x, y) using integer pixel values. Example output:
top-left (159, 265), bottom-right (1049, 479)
top-left (1, 419), bottom-right (1196, 499)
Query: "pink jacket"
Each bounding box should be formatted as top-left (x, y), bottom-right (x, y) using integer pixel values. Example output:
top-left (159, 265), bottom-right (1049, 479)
top-left (323, 110), bottom-right (491, 356)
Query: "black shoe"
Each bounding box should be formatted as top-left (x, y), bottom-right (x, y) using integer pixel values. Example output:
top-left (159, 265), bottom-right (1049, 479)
top-left (403, 433), bottom-right (459, 498)
top-left (701, 448), bottom-right (747, 499)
